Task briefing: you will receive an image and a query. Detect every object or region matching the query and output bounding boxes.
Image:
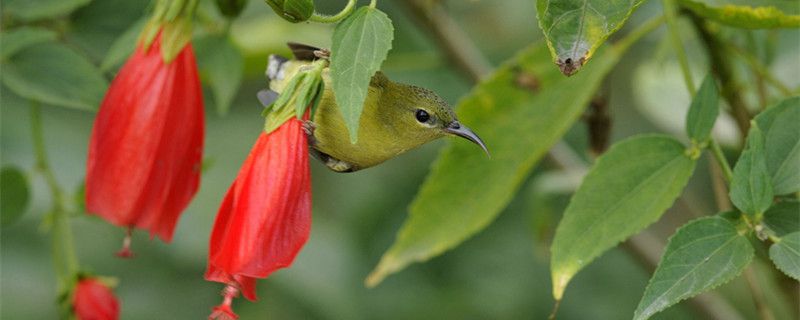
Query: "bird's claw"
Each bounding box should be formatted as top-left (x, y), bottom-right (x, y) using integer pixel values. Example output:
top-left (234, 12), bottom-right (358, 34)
top-left (302, 121), bottom-right (317, 145)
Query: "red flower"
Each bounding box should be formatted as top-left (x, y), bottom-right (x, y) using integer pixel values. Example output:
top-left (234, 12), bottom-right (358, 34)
top-left (85, 33), bottom-right (204, 255)
top-left (73, 278), bottom-right (120, 320)
top-left (205, 117), bottom-right (312, 319)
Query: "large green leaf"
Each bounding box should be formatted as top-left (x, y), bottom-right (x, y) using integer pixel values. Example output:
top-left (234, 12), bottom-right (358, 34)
top-left (551, 135), bottom-right (697, 299)
top-left (634, 217), bottom-right (753, 320)
top-left (1, 42), bottom-right (108, 111)
top-left (3, 0), bottom-right (91, 21)
top-left (763, 200), bottom-right (800, 237)
top-left (680, 0), bottom-right (800, 29)
top-left (536, 0), bottom-right (645, 76)
top-left (1, 166), bottom-right (30, 226)
top-left (366, 42), bottom-right (624, 287)
top-left (754, 97), bottom-right (800, 195)
top-left (729, 125), bottom-right (773, 215)
top-left (0, 27), bottom-right (58, 60)
top-left (769, 231), bottom-right (800, 280)
top-left (194, 34), bottom-right (244, 116)
top-left (330, 6), bottom-right (394, 143)
top-left (685, 75), bottom-right (720, 144)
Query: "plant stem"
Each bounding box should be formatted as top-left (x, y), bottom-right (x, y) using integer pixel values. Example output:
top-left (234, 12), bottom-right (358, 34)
top-left (686, 11), bottom-right (751, 136)
top-left (725, 42), bottom-right (792, 97)
top-left (309, 0), bottom-right (357, 23)
top-left (661, 0), bottom-right (695, 94)
top-left (400, 0), bottom-right (493, 83)
top-left (31, 102), bottom-right (79, 292)
top-left (709, 140), bottom-right (733, 182)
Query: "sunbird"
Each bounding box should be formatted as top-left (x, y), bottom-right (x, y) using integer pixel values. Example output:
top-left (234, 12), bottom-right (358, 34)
top-left (259, 43), bottom-right (488, 172)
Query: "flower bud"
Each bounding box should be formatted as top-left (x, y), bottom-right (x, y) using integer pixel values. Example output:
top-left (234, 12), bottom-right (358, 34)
top-left (264, 0), bottom-right (314, 23)
top-left (215, 0), bottom-right (248, 18)
top-left (73, 278), bottom-right (120, 320)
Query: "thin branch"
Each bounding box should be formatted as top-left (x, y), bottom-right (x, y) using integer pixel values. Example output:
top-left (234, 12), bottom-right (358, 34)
top-left (400, 0), bottom-right (492, 83)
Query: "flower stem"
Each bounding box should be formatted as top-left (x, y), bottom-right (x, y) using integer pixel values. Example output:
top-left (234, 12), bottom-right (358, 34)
top-left (30, 102), bottom-right (79, 291)
top-left (309, 0), bottom-right (357, 23)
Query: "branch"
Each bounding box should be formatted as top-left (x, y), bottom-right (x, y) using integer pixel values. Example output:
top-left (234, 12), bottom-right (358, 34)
top-left (399, 0), bottom-right (492, 83)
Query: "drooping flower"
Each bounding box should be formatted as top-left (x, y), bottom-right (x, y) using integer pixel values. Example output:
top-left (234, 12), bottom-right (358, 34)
top-left (85, 0), bottom-right (203, 256)
top-left (73, 277), bottom-right (120, 320)
top-left (205, 117), bottom-right (312, 319)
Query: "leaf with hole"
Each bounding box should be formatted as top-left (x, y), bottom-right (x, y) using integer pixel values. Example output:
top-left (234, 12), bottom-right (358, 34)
top-left (1, 43), bottom-right (108, 111)
top-left (366, 42), bottom-right (625, 287)
top-left (551, 135), bottom-right (696, 300)
top-left (634, 217), bottom-right (753, 320)
top-left (1, 167), bottom-right (30, 226)
top-left (769, 231), bottom-right (800, 280)
top-left (536, 0), bottom-right (645, 75)
top-left (195, 34), bottom-right (244, 116)
top-left (754, 97), bottom-right (800, 195)
top-left (680, 0), bottom-right (800, 29)
top-left (330, 6), bottom-right (394, 143)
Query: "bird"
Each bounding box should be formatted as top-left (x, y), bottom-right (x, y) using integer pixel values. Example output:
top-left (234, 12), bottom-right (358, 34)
top-left (258, 42), bottom-right (488, 173)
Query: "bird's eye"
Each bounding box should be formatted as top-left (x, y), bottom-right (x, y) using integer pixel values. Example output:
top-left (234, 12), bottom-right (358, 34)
top-left (415, 109), bottom-right (430, 123)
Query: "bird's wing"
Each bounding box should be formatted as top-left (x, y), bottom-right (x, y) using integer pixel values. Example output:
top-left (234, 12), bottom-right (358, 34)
top-left (287, 42), bottom-right (323, 61)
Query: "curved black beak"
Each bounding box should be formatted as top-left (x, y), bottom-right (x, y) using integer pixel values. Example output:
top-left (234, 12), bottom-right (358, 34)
top-left (445, 121), bottom-right (490, 157)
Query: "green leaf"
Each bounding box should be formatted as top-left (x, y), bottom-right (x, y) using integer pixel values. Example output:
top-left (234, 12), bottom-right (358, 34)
top-left (634, 217), bottom-right (753, 320)
top-left (769, 231), bottom-right (800, 280)
top-left (195, 34), bottom-right (244, 116)
top-left (729, 125), bottom-right (773, 215)
top-left (366, 42), bottom-right (625, 287)
top-left (551, 135), bottom-right (696, 300)
top-left (1, 42), bottom-right (108, 111)
top-left (3, 0), bottom-right (91, 21)
top-left (685, 75), bottom-right (719, 144)
top-left (754, 97), bottom-right (800, 195)
top-left (763, 200), bottom-right (800, 237)
top-left (679, 0), bottom-right (800, 29)
top-left (330, 6), bottom-right (394, 143)
top-left (0, 27), bottom-right (58, 60)
top-left (1, 166), bottom-right (30, 226)
top-left (536, 0), bottom-right (645, 76)
top-left (100, 18), bottom-right (146, 72)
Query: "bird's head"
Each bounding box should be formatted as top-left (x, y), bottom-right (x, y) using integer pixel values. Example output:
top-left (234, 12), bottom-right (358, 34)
top-left (384, 81), bottom-right (489, 156)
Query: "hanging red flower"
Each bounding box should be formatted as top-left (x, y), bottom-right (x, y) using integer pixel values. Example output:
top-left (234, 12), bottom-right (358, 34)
top-left (73, 277), bottom-right (120, 320)
top-left (205, 117), bottom-right (312, 320)
top-left (85, 0), bottom-right (203, 256)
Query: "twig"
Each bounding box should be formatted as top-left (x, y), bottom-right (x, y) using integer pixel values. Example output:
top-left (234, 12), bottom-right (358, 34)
top-left (399, 0), bottom-right (492, 83)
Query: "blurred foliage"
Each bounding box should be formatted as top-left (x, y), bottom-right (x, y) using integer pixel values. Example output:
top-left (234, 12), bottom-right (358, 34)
top-left (2, 0), bottom-right (799, 319)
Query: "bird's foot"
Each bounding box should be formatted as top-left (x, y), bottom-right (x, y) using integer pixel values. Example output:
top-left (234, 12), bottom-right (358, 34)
top-left (302, 120), bottom-right (317, 145)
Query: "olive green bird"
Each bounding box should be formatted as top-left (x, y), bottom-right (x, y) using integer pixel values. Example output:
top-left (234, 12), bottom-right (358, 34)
top-left (258, 43), bottom-right (488, 173)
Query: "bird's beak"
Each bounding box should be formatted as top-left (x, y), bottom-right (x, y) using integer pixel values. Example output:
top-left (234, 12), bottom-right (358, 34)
top-left (445, 121), bottom-right (490, 157)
